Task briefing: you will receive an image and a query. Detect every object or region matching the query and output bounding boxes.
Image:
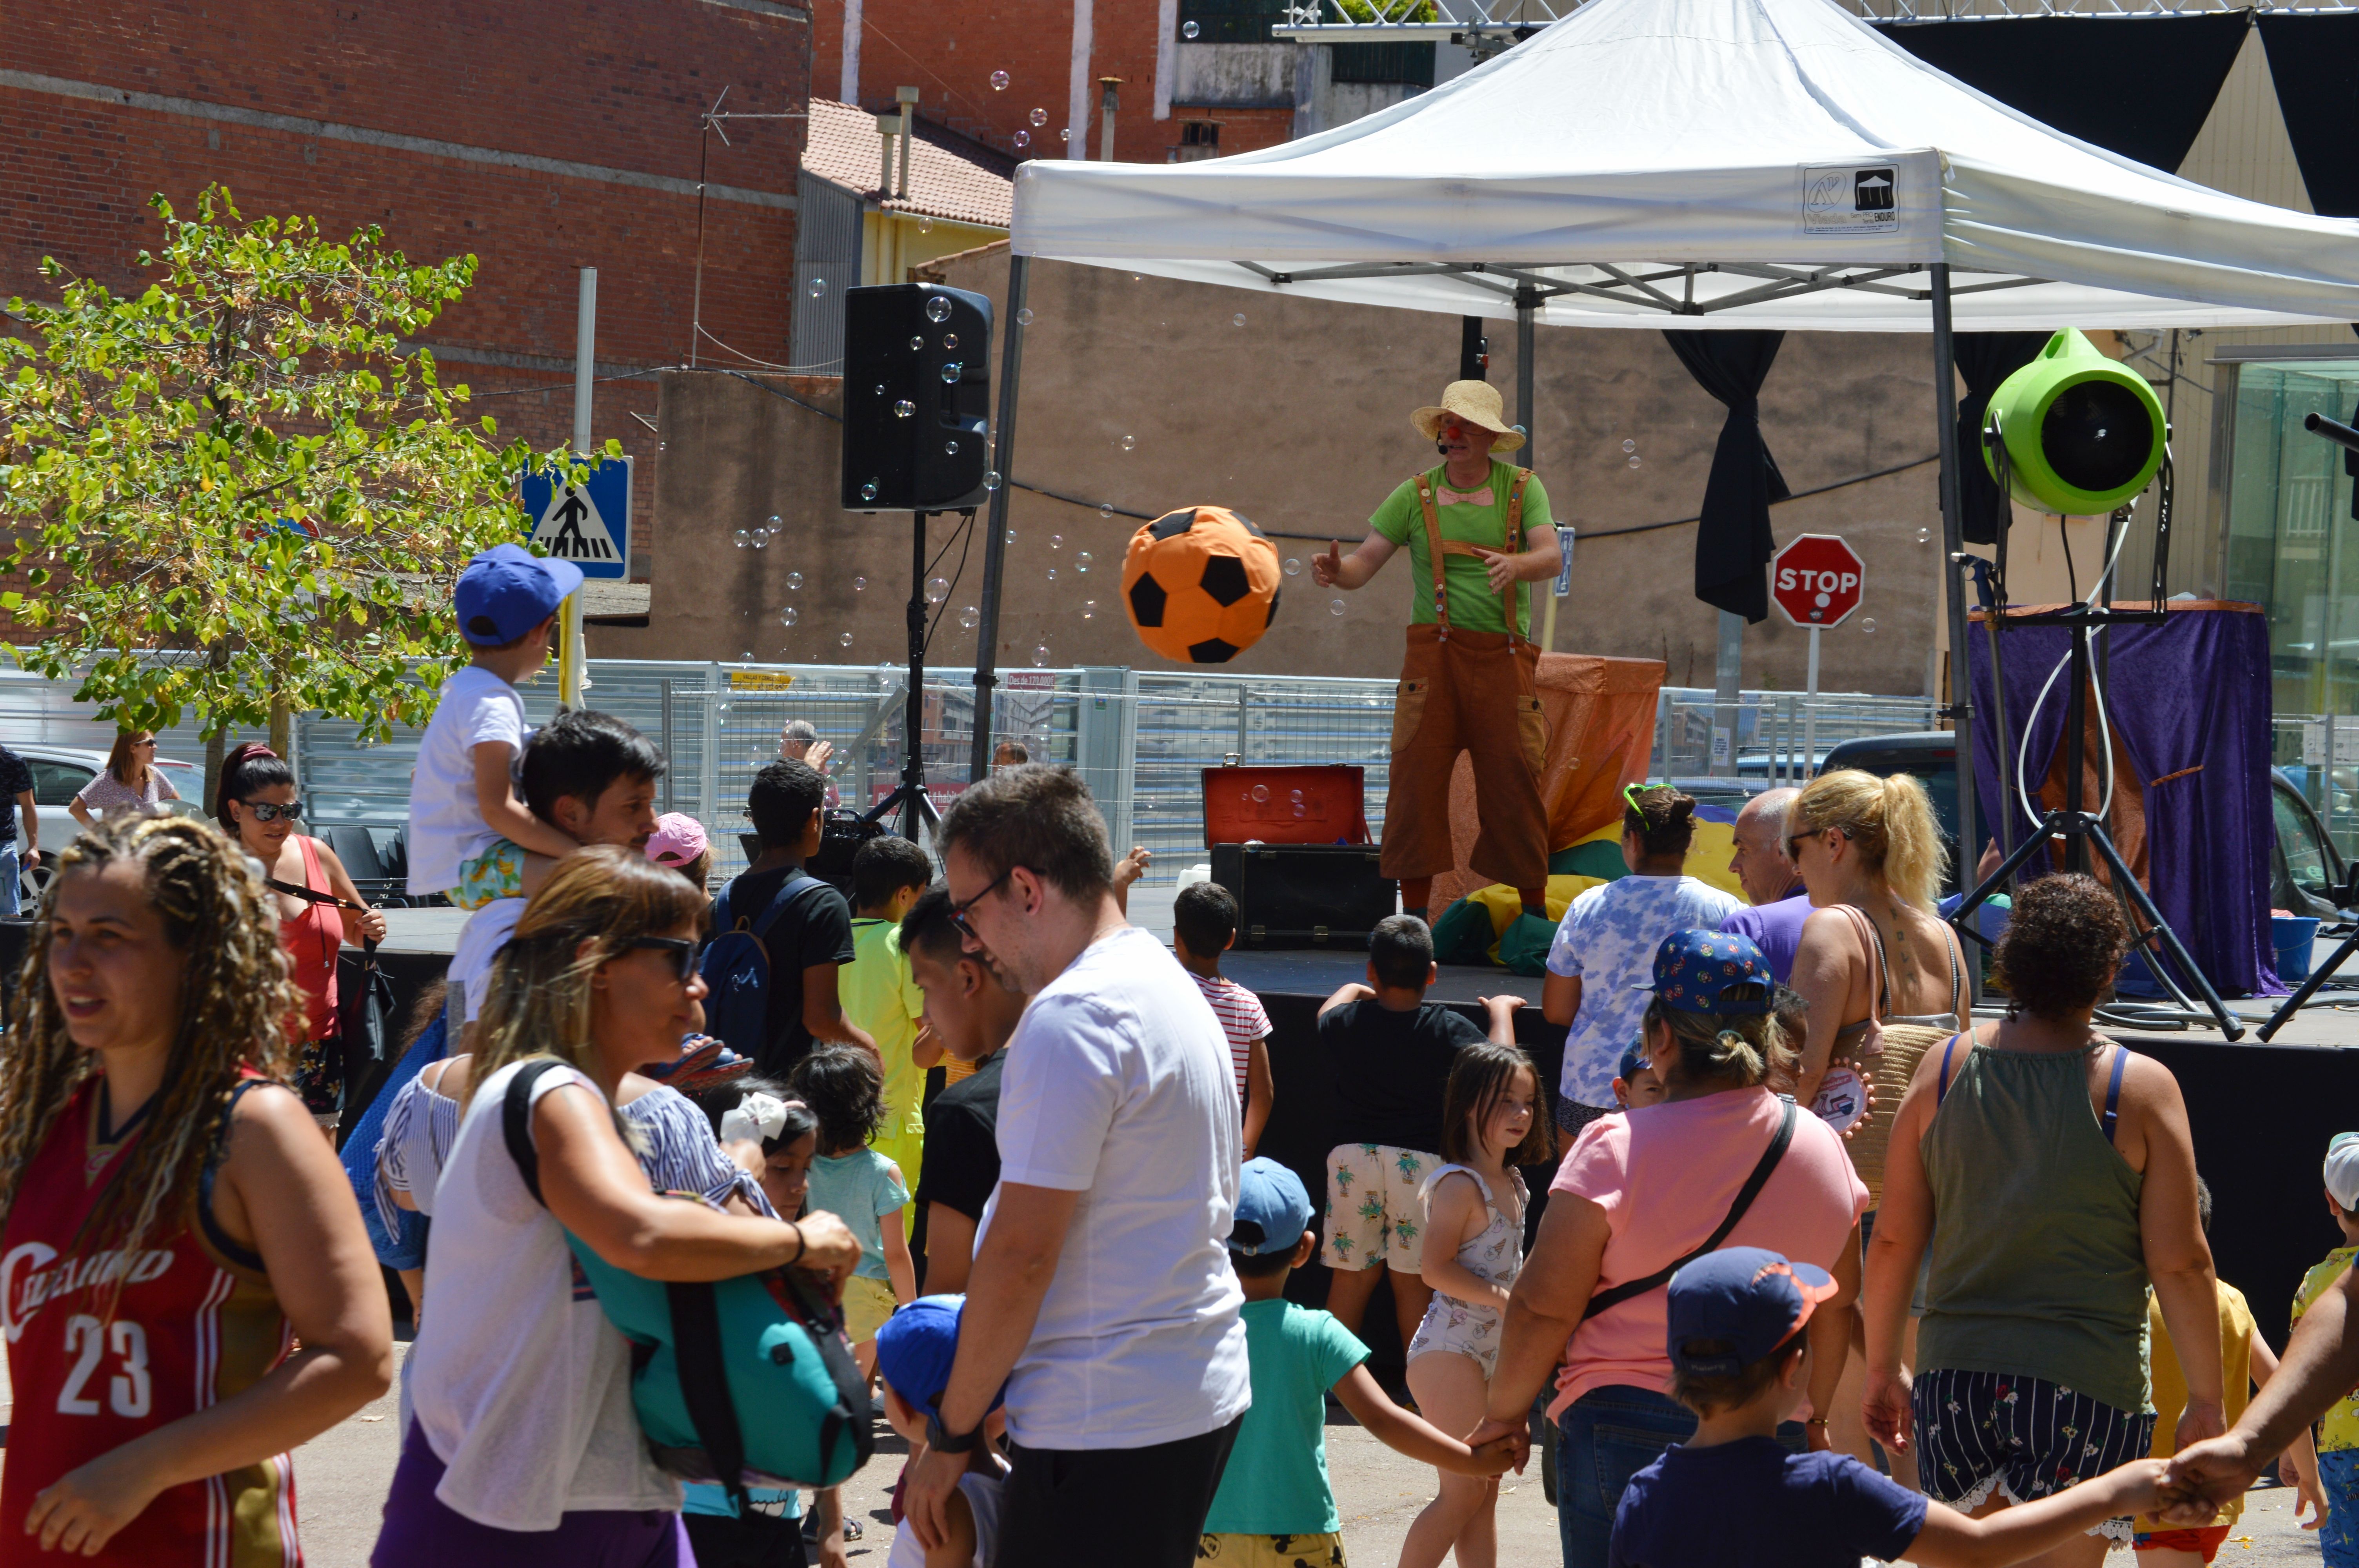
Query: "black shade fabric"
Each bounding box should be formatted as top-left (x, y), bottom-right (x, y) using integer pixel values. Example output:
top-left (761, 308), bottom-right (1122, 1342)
top-left (1955, 332), bottom-right (2050, 545)
top-left (2258, 15), bottom-right (2359, 221)
top-left (1875, 14), bottom-right (2248, 173)
top-left (1665, 330), bottom-right (1789, 623)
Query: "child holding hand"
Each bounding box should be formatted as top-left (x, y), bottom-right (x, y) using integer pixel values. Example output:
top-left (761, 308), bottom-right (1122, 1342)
top-left (1402, 1040), bottom-right (1557, 1568)
top-left (790, 1045), bottom-right (916, 1379)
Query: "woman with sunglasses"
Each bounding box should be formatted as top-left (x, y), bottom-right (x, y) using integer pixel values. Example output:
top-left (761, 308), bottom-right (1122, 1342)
top-left (216, 743), bottom-right (387, 1136)
top-left (69, 729), bottom-right (182, 825)
top-left (376, 846), bottom-right (860, 1566)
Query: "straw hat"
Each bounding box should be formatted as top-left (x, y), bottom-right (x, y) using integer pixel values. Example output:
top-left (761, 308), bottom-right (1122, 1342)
top-left (1410, 379), bottom-right (1525, 453)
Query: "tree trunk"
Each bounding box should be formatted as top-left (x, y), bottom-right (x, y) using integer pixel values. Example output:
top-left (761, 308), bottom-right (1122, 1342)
top-left (203, 728), bottom-right (226, 820)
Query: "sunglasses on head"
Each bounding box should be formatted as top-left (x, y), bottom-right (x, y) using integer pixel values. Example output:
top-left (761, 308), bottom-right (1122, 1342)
top-left (240, 799), bottom-right (303, 823)
top-left (627, 935), bottom-right (700, 982)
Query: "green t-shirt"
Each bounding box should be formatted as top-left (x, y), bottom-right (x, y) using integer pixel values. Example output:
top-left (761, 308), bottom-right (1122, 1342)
top-left (1201, 1299), bottom-right (1369, 1536)
top-left (842, 917), bottom-right (927, 1142)
top-left (1369, 459), bottom-right (1552, 637)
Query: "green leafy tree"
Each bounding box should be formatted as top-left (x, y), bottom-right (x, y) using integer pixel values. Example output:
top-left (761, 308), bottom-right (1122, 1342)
top-left (0, 186), bottom-right (607, 775)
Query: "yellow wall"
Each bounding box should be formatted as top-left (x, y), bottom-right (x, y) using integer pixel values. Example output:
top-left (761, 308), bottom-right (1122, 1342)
top-left (862, 212), bottom-right (1005, 287)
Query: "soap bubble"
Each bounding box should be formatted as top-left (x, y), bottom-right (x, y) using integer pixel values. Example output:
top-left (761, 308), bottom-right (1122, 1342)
top-left (927, 577), bottom-right (949, 604)
top-left (945, 440), bottom-right (959, 456)
top-left (1621, 438), bottom-right (1636, 453)
top-left (839, 632), bottom-right (854, 648)
top-left (874, 383), bottom-right (886, 397)
top-left (918, 216), bottom-right (933, 235)
top-left (1251, 783), bottom-right (1270, 803)
top-left (1050, 534), bottom-right (1063, 550)
top-left (1291, 787), bottom-right (1305, 802)
top-left (1016, 308), bottom-right (1035, 327)
top-left (659, 441), bottom-right (666, 450)
top-left (751, 532), bottom-right (769, 549)
top-left (1330, 599), bottom-right (1346, 616)
top-left (1627, 456), bottom-right (1641, 469)
top-left (733, 526), bottom-right (751, 547)
top-left (943, 333), bottom-right (958, 350)
top-left (1082, 600), bottom-right (1096, 618)
top-left (1292, 802), bottom-right (1307, 818)
top-left (959, 606), bottom-right (980, 630)
top-left (990, 69), bottom-right (1010, 90)
top-left (787, 572), bottom-right (803, 589)
top-left (739, 653), bottom-right (751, 664)
top-left (1075, 551), bottom-right (1091, 572)
top-left (927, 296), bottom-right (953, 323)
top-left (1284, 558), bottom-right (1301, 576)
top-left (1916, 528), bottom-right (1932, 544)
top-left (1861, 617), bottom-right (1878, 634)
top-left (860, 481), bottom-right (879, 502)
top-left (941, 362), bottom-right (963, 383)
top-left (1183, 18), bottom-right (1200, 36)
top-left (767, 514), bottom-right (781, 533)
top-left (1030, 107), bottom-right (1047, 126)
top-left (1014, 131), bottom-right (1029, 148)
top-left (1232, 312), bottom-right (1246, 327)
top-left (779, 605), bottom-right (799, 626)
top-left (852, 575), bottom-right (867, 592)
top-left (894, 400), bottom-right (915, 419)
top-left (1098, 503), bottom-right (1114, 519)
top-left (1120, 434), bottom-right (1136, 452)
top-left (1046, 567), bottom-right (1058, 581)
top-left (985, 471), bottom-right (1003, 491)
top-left (1513, 423), bottom-right (1527, 437)
top-left (807, 278), bottom-right (826, 299)
top-left (909, 336), bottom-right (924, 351)
top-left (1032, 644), bottom-right (1050, 666)
top-left (1060, 128), bottom-right (1072, 141)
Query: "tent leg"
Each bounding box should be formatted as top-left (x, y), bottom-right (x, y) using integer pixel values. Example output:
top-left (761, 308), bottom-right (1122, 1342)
top-left (970, 253), bottom-right (1029, 784)
top-left (1515, 290), bottom-right (1537, 468)
top-left (1930, 263), bottom-right (1981, 1004)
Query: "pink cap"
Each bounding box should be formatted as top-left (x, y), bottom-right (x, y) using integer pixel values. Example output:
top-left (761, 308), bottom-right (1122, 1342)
top-left (647, 812), bottom-right (710, 868)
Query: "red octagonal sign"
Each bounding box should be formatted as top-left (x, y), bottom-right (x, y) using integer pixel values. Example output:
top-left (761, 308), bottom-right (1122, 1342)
top-left (1770, 533), bottom-right (1865, 628)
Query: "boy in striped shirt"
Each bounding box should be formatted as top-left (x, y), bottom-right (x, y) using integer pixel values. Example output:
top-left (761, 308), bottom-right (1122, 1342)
top-left (1173, 881), bottom-right (1275, 1159)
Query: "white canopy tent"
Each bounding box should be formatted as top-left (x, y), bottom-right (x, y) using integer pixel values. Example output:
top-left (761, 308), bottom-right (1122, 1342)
top-left (960, 0), bottom-right (2359, 1031)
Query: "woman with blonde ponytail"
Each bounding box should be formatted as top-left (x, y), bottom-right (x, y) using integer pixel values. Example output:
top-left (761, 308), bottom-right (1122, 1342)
top-left (1468, 930), bottom-right (1870, 1568)
top-left (0, 815), bottom-right (393, 1563)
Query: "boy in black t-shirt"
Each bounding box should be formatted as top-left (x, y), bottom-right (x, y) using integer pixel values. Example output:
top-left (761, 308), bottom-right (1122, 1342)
top-left (899, 886), bottom-right (1025, 1294)
top-left (1316, 913), bottom-right (1524, 1347)
top-left (715, 758), bottom-right (874, 1080)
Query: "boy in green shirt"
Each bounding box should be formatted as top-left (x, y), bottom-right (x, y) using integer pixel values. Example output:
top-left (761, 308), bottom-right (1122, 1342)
top-left (842, 835), bottom-right (937, 1223)
top-left (1203, 1159), bottom-right (1514, 1566)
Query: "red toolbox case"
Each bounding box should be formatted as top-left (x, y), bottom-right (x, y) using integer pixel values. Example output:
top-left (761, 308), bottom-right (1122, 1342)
top-left (1201, 766), bottom-right (1394, 949)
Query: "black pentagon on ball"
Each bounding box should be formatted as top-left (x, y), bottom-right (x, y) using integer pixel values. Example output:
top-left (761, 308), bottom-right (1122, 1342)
top-left (1148, 508), bottom-right (1199, 541)
top-left (1199, 554), bottom-right (1251, 607)
top-left (1129, 573), bottom-right (1169, 628)
top-left (1189, 636), bottom-right (1241, 663)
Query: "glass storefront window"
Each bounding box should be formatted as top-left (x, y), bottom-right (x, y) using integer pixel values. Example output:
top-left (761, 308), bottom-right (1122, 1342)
top-left (2227, 359), bottom-right (2359, 856)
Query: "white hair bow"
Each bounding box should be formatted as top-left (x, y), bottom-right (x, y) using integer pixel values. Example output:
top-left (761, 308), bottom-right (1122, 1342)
top-left (720, 1091), bottom-right (792, 1146)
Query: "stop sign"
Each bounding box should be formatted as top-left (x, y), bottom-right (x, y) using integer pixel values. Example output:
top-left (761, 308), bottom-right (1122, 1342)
top-left (1770, 534), bottom-right (1865, 628)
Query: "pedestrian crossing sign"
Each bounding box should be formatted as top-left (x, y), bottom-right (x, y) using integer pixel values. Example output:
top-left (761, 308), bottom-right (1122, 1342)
top-left (519, 457), bottom-right (632, 579)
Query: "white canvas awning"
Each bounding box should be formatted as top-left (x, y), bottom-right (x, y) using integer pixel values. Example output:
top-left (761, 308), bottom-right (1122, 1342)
top-left (1011, 0), bottom-right (2359, 331)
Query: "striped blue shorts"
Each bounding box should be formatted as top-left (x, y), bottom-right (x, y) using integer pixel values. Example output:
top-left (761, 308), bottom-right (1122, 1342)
top-left (1913, 1368), bottom-right (2156, 1544)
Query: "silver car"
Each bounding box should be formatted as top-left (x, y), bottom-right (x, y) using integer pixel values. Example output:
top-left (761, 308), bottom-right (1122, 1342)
top-left (6, 743), bottom-right (203, 904)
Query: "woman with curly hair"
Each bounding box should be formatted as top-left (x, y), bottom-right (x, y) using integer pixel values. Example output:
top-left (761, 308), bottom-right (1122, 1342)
top-left (0, 815), bottom-right (394, 1563)
top-left (1863, 873), bottom-right (2222, 1568)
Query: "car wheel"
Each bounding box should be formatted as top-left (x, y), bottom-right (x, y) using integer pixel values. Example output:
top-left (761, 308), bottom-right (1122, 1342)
top-left (20, 858), bottom-right (53, 910)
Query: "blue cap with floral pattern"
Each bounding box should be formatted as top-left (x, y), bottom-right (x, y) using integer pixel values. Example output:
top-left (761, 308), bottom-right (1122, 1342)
top-left (1632, 929), bottom-right (1775, 1016)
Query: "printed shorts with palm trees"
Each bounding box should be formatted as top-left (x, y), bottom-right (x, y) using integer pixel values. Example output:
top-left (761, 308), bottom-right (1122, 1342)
top-left (1321, 1143), bottom-right (1436, 1273)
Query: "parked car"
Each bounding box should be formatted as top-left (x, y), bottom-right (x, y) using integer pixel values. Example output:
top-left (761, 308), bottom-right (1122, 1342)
top-left (7, 743), bottom-right (202, 904)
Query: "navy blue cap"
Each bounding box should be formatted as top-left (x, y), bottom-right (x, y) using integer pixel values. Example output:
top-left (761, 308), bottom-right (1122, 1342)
top-left (874, 1294), bottom-right (1005, 1416)
top-left (1632, 929), bottom-right (1776, 1016)
top-left (455, 543), bottom-right (582, 646)
top-left (1230, 1157), bottom-right (1314, 1257)
top-left (1665, 1247), bottom-right (1838, 1378)
top-left (1616, 1040), bottom-right (1648, 1084)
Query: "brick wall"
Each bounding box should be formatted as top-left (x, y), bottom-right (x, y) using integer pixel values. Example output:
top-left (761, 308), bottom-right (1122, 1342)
top-left (1, 0), bottom-right (810, 641)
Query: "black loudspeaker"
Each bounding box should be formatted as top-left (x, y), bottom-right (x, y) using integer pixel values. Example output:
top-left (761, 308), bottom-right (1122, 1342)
top-left (841, 283), bottom-right (993, 512)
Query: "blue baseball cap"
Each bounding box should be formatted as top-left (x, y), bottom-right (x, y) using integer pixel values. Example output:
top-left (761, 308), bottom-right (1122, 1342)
top-left (455, 543), bottom-right (582, 646)
top-left (1616, 1040), bottom-right (1648, 1084)
top-left (1632, 929), bottom-right (1776, 1016)
top-left (873, 1294), bottom-right (1005, 1416)
top-left (1230, 1157), bottom-right (1313, 1257)
top-left (1665, 1247), bottom-right (1838, 1378)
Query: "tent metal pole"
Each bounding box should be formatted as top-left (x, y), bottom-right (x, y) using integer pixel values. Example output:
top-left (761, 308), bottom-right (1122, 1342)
top-left (1515, 289), bottom-right (1537, 466)
top-left (1930, 263), bottom-right (1981, 1002)
top-left (970, 254), bottom-right (1029, 784)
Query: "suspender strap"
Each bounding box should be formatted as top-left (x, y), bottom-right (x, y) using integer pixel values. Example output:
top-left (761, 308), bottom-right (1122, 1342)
top-left (2101, 1044), bottom-right (2128, 1145)
top-left (1414, 474), bottom-right (1452, 641)
top-left (1580, 1098), bottom-right (1796, 1323)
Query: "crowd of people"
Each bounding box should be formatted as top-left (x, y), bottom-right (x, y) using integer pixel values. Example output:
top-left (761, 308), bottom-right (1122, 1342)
top-left (6, 541), bottom-right (2359, 1568)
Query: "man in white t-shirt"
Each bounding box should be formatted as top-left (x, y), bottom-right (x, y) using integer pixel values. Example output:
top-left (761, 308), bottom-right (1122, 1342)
top-left (902, 765), bottom-right (1250, 1568)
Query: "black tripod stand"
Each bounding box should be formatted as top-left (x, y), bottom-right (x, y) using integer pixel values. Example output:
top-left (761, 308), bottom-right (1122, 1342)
top-left (863, 508), bottom-right (974, 844)
top-left (1950, 428), bottom-right (2244, 1040)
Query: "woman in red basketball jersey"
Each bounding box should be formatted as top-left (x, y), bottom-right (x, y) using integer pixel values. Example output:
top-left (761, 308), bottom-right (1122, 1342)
top-left (0, 815), bottom-right (394, 1563)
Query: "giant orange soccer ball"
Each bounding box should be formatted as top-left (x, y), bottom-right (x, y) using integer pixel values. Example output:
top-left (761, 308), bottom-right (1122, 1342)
top-left (1121, 505), bottom-right (1283, 664)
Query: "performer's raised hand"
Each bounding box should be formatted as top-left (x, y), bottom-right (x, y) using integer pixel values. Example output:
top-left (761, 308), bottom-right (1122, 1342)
top-left (1312, 540), bottom-right (1345, 587)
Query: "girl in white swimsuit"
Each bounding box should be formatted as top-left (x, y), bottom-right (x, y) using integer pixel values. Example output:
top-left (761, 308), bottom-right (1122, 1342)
top-left (1401, 1038), bottom-right (1556, 1568)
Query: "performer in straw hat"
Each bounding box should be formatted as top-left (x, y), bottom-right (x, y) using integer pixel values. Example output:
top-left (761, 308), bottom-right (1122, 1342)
top-left (1316, 379), bottom-right (1562, 924)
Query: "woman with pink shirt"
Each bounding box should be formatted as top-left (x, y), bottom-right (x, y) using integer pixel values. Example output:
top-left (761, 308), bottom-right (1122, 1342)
top-left (1468, 929), bottom-right (1870, 1568)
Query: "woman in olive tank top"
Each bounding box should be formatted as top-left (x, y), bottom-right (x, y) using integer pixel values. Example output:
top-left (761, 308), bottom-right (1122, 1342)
top-left (1859, 873), bottom-right (2222, 1568)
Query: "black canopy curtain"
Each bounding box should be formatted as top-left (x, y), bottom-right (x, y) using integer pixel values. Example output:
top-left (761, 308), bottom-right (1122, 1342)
top-left (1954, 332), bottom-right (2049, 546)
top-left (1664, 330), bottom-right (1787, 624)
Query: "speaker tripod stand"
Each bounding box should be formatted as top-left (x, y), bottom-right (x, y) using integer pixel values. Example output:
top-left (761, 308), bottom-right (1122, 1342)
top-left (863, 507), bottom-right (974, 844)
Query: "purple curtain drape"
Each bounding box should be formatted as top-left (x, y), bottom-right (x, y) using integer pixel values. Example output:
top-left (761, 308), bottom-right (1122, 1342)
top-left (1967, 605), bottom-right (2280, 996)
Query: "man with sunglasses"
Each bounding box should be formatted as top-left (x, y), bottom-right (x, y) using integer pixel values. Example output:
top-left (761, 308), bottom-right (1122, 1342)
top-left (903, 764), bottom-right (1249, 1568)
top-left (1313, 379), bottom-right (1563, 931)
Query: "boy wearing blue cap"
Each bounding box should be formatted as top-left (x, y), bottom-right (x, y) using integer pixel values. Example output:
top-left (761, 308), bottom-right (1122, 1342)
top-left (1200, 1158), bottom-right (1516, 1566)
top-left (1609, 1247), bottom-right (2167, 1568)
top-left (406, 543), bottom-right (588, 906)
top-left (876, 1296), bottom-right (1009, 1568)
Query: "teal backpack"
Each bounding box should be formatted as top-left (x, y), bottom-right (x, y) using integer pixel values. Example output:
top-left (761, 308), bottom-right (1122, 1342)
top-left (501, 1060), bottom-right (875, 1507)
